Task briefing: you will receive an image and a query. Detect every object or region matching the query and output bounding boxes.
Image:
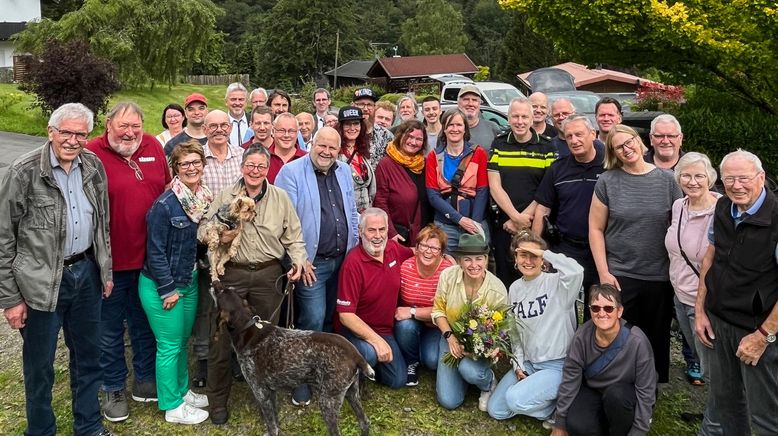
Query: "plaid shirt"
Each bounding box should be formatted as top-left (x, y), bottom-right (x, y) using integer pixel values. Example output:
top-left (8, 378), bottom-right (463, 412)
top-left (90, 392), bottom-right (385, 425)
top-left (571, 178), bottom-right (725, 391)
top-left (202, 142), bottom-right (244, 197)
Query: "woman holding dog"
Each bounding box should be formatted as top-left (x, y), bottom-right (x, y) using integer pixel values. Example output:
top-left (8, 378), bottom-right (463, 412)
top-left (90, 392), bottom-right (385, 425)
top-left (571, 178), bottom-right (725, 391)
top-left (139, 140), bottom-right (211, 424)
top-left (431, 233), bottom-right (507, 412)
top-left (197, 144), bottom-right (306, 425)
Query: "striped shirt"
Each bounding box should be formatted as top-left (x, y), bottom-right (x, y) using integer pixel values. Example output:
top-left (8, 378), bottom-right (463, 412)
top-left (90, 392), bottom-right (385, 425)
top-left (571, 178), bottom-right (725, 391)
top-left (202, 142), bottom-right (244, 197)
top-left (399, 257), bottom-right (452, 307)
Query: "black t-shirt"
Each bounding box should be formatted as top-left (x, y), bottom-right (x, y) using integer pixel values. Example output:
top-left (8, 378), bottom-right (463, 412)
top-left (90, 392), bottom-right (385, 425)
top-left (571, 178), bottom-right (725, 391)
top-left (164, 131), bottom-right (208, 156)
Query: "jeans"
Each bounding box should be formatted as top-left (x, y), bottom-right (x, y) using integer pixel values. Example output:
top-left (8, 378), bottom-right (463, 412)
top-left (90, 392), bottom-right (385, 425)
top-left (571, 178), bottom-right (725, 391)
top-left (393, 319), bottom-right (440, 370)
top-left (566, 383), bottom-right (636, 436)
top-left (342, 330), bottom-right (406, 389)
top-left (488, 358), bottom-right (565, 420)
top-left (707, 312), bottom-right (778, 436)
top-left (21, 257), bottom-right (104, 436)
top-left (295, 255), bottom-right (344, 333)
top-left (436, 336), bottom-right (494, 410)
top-left (436, 220), bottom-right (490, 255)
top-left (138, 271), bottom-right (198, 411)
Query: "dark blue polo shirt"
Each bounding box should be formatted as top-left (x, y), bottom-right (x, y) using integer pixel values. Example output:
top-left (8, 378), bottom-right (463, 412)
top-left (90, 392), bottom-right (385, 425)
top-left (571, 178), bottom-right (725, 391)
top-left (315, 168), bottom-right (348, 258)
top-left (534, 145), bottom-right (606, 240)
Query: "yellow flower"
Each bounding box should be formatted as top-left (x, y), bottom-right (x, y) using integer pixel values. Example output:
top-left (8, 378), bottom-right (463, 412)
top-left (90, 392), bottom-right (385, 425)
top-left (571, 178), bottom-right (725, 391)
top-left (492, 311), bottom-right (503, 322)
top-left (468, 319), bottom-right (478, 329)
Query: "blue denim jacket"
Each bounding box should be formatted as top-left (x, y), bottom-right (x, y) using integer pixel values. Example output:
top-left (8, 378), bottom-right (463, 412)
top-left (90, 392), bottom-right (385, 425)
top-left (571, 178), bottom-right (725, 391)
top-left (142, 190), bottom-right (198, 298)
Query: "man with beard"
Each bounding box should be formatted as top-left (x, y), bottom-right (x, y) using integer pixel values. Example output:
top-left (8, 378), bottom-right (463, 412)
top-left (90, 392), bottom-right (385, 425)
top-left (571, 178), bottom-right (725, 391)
top-left (242, 106), bottom-right (274, 149)
top-left (86, 102), bottom-right (171, 422)
top-left (352, 88), bottom-right (394, 171)
top-left (164, 93), bottom-right (208, 155)
top-left (457, 85), bottom-right (500, 153)
top-left (337, 207), bottom-right (414, 388)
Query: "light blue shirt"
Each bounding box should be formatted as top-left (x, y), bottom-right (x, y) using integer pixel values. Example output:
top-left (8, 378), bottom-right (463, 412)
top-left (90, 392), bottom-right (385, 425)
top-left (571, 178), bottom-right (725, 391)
top-left (49, 149), bottom-right (94, 257)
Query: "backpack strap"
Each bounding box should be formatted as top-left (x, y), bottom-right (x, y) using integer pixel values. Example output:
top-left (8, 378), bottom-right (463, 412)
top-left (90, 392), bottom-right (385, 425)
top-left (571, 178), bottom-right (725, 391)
top-left (584, 322), bottom-right (631, 380)
top-left (448, 146), bottom-right (477, 209)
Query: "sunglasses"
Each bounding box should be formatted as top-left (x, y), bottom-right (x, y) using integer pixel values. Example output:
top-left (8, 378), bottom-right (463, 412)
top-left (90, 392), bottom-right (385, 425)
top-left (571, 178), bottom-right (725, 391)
top-left (589, 305), bottom-right (616, 314)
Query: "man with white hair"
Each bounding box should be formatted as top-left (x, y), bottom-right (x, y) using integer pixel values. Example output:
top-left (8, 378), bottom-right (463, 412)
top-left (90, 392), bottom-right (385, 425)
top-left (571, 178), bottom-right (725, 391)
top-left (86, 102), bottom-right (171, 421)
top-left (645, 114), bottom-right (685, 169)
top-left (696, 149), bottom-right (778, 435)
top-left (1, 103), bottom-right (114, 436)
top-left (249, 87), bottom-right (268, 110)
top-left (225, 82), bottom-right (249, 147)
top-left (337, 207), bottom-right (414, 388)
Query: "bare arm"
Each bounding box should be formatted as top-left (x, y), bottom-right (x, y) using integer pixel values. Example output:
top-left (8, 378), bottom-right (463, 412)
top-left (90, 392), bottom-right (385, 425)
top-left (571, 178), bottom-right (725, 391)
top-left (588, 195), bottom-right (619, 289)
top-left (532, 203), bottom-right (550, 236)
top-left (488, 171), bottom-right (531, 228)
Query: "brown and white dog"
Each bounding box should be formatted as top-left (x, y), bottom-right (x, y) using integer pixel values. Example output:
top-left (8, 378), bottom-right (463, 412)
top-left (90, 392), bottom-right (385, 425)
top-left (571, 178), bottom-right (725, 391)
top-left (202, 196), bottom-right (256, 282)
top-left (212, 282), bottom-right (373, 436)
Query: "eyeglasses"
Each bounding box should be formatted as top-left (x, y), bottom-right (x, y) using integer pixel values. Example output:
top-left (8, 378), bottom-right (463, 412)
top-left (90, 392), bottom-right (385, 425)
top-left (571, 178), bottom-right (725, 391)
top-left (589, 305), bottom-right (616, 314)
top-left (127, 159), bottom-right (144, 181)
top-left (552, 112), bottom-right (571, 120)
top-left (207, 123), bottom-right (231, 131)
top-left (177, 160), bottom-right (203, 169)
top-left (274, 128), bottom-right (298, 136)
top-left (613, 136), bottom-right (638, 152)
top-left (417, 242), bottom-right (442, 254)
top-left (353, 102), bottom-right (375, 109)
top-left (679, 173), bottom-right (708, 183)
top-left (165, 113), bottom-right (183, 120)
top-left (722, 173), bottom-right (762, 186)
top-left (51, 126), bottom-right (88, 143)
top-left (651, 133), bottom-right (680, 140)
top-left (243, 163), bottom-right (269, 172)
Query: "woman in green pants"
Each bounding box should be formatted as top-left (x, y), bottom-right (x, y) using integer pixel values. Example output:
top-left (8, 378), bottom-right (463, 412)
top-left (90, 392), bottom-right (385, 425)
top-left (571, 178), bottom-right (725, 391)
top-left (139, 140), bottom-right (212, 424)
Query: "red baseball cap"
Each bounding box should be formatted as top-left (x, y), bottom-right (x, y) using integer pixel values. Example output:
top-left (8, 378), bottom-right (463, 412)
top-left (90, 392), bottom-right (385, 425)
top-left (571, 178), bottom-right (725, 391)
top-left (184, 93), bottom-right (208, 108)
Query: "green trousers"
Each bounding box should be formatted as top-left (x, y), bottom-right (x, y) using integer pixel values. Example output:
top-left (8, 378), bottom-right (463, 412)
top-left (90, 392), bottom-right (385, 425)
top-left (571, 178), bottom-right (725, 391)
top-left (138, 270), bottom-right (198, 411)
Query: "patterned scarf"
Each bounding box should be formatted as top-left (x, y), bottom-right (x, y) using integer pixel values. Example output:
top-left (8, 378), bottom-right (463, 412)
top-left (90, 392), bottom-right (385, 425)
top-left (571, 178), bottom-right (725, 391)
top-left (386, 141), bottom-right (424, 174)
top-left (170, 176), bottom-right (213, 223)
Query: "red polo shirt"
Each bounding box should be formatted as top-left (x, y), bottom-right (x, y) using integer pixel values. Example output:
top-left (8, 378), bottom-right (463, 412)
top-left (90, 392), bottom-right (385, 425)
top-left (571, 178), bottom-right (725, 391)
top-left (86, 133), bottom-right (171, 271)
top-left (336, 240), bottom-right (414, 336)
top-left (267, 144), bottom-right (306, 184)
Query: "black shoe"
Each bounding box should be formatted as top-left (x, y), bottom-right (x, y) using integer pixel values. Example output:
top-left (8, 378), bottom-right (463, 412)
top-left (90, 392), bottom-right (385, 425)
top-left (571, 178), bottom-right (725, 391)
top-left (406, 362), bottom-right (419, 387)
top-left (210, 406), bottom-right (229, 425)
top-left (192, 359), bottom-right (207, 388)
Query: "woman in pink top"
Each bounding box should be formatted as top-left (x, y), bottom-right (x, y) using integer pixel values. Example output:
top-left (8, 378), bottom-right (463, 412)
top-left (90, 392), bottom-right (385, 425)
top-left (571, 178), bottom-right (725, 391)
top-left (664, 151), bottom-right (721, 432)
top-left (394, 224), bottom-right (452, 386)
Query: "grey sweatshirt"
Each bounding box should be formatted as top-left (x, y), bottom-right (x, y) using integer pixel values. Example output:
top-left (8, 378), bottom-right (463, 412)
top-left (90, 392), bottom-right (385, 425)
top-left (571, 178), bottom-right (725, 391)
top-left (509, 250), bottom-right (583, 370)
top-left (554, 319), bottom-right (657, 436)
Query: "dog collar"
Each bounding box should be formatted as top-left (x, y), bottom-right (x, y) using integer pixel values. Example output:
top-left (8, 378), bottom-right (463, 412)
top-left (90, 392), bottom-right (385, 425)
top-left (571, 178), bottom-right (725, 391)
top-left (239, 315), bottom-right (264, 332)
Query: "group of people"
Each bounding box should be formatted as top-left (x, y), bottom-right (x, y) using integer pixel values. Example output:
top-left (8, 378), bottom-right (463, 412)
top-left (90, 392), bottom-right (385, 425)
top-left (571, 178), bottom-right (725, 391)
top-left (1, 79), bottom-right (776, 436)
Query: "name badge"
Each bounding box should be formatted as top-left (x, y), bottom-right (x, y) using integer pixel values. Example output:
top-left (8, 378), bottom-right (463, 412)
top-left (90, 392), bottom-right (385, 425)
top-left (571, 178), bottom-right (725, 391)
top-left (138, 156), bottom-right (155, 163)
top-left (389, 260), bottom-right (397, 268)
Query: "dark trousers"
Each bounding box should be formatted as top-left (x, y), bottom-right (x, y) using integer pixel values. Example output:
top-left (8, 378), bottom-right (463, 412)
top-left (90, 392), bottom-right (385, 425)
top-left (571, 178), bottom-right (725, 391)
top-left (192, 267), bottom-right (212, 361)
top-left (708, 312), bottom-right (778, 436)
top-left (99, 269), bottom-right (156, 391)
top-left (206, 261), bottom-right (284, 409)
top-left (616, 276), bottom-right (673, 383)
top-left (493, 225), bottom-right (520, 288)
top-left (554, 240), bottom-right (597, 322)
top-left (22, 257), bottom-right (104, 436)
top-left (566, 383), bottom-right (637, 436)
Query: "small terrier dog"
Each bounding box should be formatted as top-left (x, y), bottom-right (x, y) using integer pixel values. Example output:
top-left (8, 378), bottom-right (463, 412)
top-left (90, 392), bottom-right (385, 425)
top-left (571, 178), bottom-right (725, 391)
top-left (202, 196), bottom-right (256, 282)
top-left (212, 282), bottom-right (373, 436)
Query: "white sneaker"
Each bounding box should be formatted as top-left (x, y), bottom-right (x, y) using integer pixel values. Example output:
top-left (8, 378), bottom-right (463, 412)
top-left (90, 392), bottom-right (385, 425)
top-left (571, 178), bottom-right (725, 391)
top-left (165, 402), bottom-right (209, 425)
top-left (183, 389), bottom-right (209, 408)
top-left (478, 372), bottom-right (497, 412)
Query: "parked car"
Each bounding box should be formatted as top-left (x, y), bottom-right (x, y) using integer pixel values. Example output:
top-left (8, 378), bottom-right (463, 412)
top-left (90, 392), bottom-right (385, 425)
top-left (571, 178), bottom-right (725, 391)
top-left (597, 92), bottom-right (637, 111)
top-left (431, 74), bottom-right (525, 113)
top-left (440, 103), bottom-right (510, 135)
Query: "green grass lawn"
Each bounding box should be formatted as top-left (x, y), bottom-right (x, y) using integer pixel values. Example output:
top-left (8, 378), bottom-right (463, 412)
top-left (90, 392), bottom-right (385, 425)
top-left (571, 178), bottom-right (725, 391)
top-left (0, 322), bottom-right (704, 435)
top-left (0, 83), bottom-right (231, 138)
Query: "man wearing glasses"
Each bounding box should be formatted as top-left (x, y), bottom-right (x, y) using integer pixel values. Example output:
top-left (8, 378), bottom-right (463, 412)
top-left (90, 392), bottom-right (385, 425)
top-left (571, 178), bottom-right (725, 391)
top-left (267, 113), bottom-right (306, 184)
top-left (275, 126), bottom-right (360, 406)
top-left (0, 103), bottom-right (114, 436)
top-left (644, 114), bottom-right (685, 170)
top-left (352, 88), bottom-right (394, 171)
top-left (86, 101), bottom-right (171, 422)
top-left (696, 149), bottom-right (778, 435)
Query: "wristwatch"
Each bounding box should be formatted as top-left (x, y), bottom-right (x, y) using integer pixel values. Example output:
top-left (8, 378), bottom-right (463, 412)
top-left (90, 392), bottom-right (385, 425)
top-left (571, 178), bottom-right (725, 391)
top-left (410, 306), bottom-right (417, 320)
top-left (758, 326), bottom-right (776, 343)
top-left (443, 330), bottom-right (453, 339)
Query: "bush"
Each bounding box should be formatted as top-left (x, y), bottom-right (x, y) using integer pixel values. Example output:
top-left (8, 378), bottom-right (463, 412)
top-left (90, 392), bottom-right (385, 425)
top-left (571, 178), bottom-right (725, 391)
top-left (674, 87), bottom-right (778, 176)
top-left (632, 82), bottom-right (685, 112)
top-left (19, 39), bottom-right (120, 116)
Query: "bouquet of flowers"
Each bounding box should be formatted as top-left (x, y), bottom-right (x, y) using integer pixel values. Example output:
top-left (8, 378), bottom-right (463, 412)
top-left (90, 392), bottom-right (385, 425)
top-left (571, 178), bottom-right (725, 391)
top-left (442, 302), bottom-right (515, 367)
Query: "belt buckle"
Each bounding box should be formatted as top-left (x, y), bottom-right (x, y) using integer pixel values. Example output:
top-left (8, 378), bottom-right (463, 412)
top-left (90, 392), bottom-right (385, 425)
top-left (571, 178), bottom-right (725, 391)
top-left (247, 263), bottom-right (258, 271)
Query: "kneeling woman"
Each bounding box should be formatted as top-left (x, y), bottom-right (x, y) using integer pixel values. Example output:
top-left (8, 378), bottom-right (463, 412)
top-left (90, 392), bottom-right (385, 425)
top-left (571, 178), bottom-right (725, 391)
top-left (431, 233), bottom-right (507, 411)
top-left (551, 284), bottom-right (657, 436)
top-left (139, 140), bottom-right (211, 424)
top-left (488, 231), bottom-right (583, 423)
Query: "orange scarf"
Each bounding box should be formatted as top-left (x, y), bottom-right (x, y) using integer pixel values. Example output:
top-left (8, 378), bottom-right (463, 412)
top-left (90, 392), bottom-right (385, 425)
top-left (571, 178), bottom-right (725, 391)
top-left (386, 141), bottom-right (424, 174)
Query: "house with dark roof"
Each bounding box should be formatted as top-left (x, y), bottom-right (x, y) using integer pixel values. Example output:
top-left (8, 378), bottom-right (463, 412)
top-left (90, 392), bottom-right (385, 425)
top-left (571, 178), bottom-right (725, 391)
top-left (0, 0), bottom-right (41, 74)
top-left (324, 60), bottom-right (374, 88)
top-left (366, 53), bottom-right (478, 92)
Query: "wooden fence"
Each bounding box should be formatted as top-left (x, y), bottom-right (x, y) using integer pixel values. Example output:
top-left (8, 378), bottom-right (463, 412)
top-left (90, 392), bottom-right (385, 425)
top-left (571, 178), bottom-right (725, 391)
top-left (183, 74), bottom-right (250, 86)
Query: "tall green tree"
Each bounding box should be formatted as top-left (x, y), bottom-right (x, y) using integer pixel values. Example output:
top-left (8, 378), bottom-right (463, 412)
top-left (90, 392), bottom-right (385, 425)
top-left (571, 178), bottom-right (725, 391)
top-left (41, 0), bottom-right (84, 19)
top-left (15, 0), bottom-right (224, 87)
top-left (400, 0), bottom-right (468, 55)
top-left (493, 11), bottom-right (557, 83)
top-left (464, 0), bottom-right (512, 69)
top-left (251, 0), bottom-right (368, 88)
top-left (499, 0), bottom-right (778, 114)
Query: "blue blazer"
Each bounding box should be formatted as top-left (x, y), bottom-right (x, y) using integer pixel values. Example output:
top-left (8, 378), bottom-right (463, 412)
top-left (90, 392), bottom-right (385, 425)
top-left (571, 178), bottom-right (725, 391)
top-left (275, 156), bottom-right (359, 261)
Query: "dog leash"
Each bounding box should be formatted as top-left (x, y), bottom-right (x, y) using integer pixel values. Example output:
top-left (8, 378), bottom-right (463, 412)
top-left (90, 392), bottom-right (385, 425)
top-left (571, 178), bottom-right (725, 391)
top-left (270, 272), bottom-right (296, 329)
